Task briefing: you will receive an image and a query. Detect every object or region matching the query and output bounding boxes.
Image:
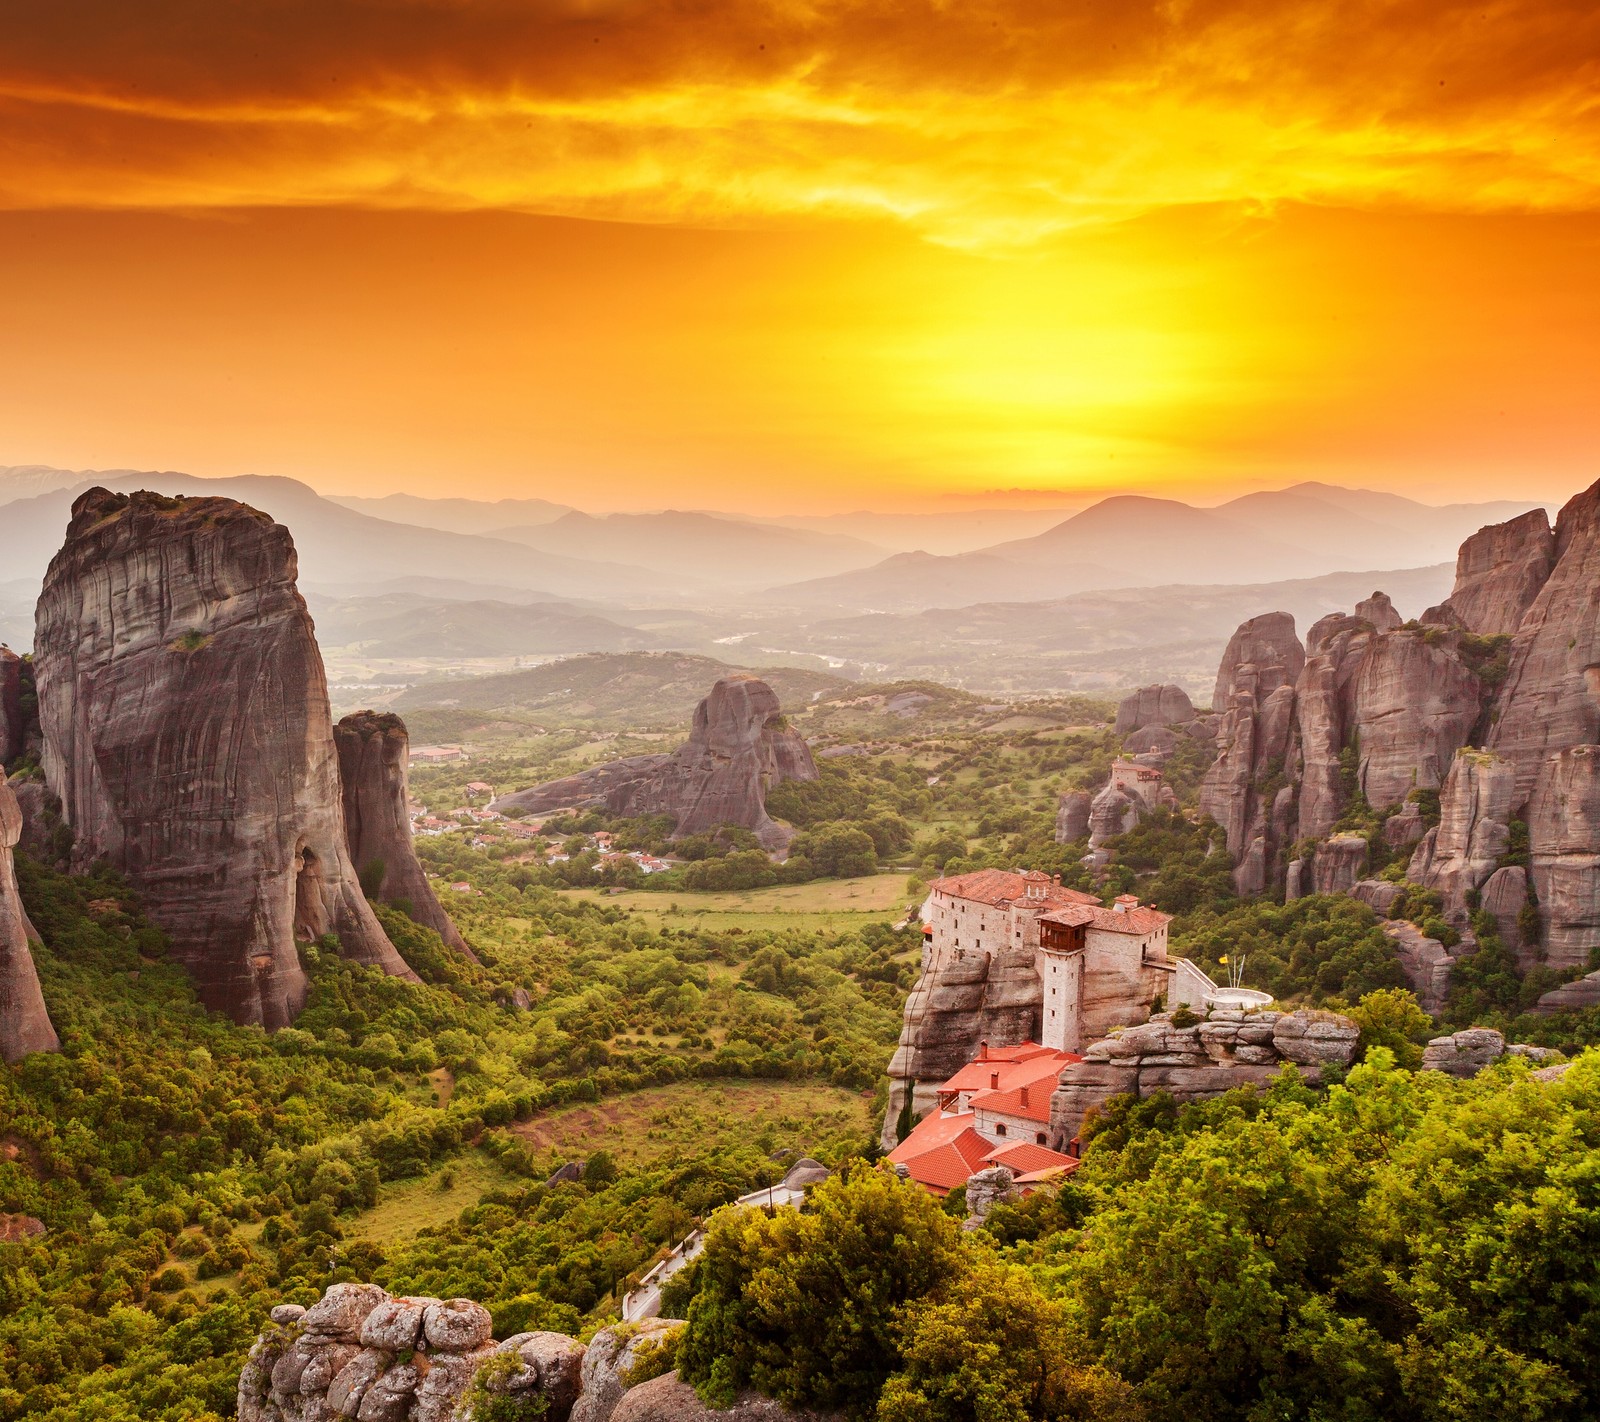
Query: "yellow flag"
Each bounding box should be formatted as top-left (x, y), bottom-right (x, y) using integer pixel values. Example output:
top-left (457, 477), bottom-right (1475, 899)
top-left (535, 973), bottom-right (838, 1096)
top-left (1219, 955), bottom-right (1229, 964)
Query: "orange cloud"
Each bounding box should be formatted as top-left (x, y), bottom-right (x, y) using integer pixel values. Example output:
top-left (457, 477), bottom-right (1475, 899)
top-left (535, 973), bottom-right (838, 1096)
top-left (4, 1), bottom-right (1600, 245)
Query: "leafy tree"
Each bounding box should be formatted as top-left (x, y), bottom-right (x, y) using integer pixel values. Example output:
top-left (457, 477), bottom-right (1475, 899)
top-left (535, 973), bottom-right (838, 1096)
top-left (676, 1168), bottom-right (966, 1410)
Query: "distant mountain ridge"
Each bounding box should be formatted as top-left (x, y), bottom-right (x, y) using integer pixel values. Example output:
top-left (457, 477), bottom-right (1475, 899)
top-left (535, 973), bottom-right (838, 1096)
top-left (768, 483), bottom-right (1544, 610)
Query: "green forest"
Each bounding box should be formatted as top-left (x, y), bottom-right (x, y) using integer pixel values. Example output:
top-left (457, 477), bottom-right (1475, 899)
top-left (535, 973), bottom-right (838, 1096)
top-left (5, 698), bottom-right (1600, 1420)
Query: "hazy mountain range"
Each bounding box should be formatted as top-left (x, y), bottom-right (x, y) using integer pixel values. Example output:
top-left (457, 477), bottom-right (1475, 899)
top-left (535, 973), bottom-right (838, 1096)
top-left (0, 463), bottom-right (1547, 698)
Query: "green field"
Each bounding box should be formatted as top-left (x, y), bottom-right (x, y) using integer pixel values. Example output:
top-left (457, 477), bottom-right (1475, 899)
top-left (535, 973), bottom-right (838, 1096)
top-left (556, 871), bottom-right (916, 930)
top-left (348, 1151), bottom-right (521, 1245)
top-left (510, 1079), bottom-right (877, 1168)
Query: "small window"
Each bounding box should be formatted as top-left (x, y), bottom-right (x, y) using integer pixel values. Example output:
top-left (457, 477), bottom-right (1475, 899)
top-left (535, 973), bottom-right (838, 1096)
top-left (995, 1124), bottom-right (1007, 1136)
top-left (1036, 1132), bottom-right (1047, 1145)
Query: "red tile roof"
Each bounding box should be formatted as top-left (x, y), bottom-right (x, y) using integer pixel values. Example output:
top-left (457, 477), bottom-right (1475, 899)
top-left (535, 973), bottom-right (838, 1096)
top-left (984, 1141), bottom-right (1079, 1175)
top-left (1040, 901), bottom-right (1172, 936)
top-left (886, 1113), bottom-right (995, 1195)
top-left (930, 869), bottom-right (1099, 911)
top-left (939, 1043), bottom-right (1064, 1092)
top-left (970, 1081), bottom-right (1055, 1123)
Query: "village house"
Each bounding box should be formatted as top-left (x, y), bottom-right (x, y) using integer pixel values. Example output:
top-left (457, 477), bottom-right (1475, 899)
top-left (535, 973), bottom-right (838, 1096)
top-left (887, 1042), bottom-right (1083, 1196)
top-left (464, 780), bottom-right (495, 800)
top-left (409, 744), bottom-right (467, 764)
top-left (920, 869), bottom-right (1212, 1053)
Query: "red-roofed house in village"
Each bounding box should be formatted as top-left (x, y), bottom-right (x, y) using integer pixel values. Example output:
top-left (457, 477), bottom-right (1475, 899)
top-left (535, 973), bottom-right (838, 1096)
top-left (887, 1039), bottom-right (1083, 1196)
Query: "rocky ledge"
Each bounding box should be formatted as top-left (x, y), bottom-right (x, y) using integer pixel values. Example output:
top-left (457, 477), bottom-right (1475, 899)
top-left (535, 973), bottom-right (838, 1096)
top-left (1048, 1007), bottom-right (1360, 1144)
top-left (241, 1283), bottom-right (684, 1422)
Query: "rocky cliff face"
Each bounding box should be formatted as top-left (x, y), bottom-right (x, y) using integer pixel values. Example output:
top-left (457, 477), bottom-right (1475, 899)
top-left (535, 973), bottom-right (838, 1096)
top-left (879, 945), bottom-right (1041, 1150)
top-left (1439, 508), bottom-right (1556, 636)
top-left (33, 488), bottom-right (418, 1028)
top-left (1115, 683), bottom-right (1195, 734)
top-left (1486, 483), bottom-right (1600, 802)
top-left (1198, 613), bottom-right (1305, 894)
top-left (334, 712), bottom-right (472, 958)
top-left (498, 675), bottom-right (817, 851)
top-left (1197, 480), bottom-right (1600, 983)
top-left (0, 648), bottom-right (23, 766)
top-left (1526, 745), bottom-right (1600, 972)
top-left (0, 776), bottom-right (58, 1063)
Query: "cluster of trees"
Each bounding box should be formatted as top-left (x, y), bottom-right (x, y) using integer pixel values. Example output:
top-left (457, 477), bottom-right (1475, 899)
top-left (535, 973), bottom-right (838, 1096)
top-left (668, 1051), bottom-right (1600, 1422)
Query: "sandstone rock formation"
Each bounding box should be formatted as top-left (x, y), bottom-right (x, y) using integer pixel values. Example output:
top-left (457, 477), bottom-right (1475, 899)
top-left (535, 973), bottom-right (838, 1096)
top-left (0, 648), bottom-right (23, 765)
top-left (611, 1373), bottom-right (837, 1422)
top-left (334, 711), bottom-right (472, 958)
top-left (33, 488), bottom-right (418, 1028)
top-left (1526, 745), bottom-right (1600, 972)
top-left (483, 755), bottom-right (669, 819)
top-left (1382, 919), bottom-right (1464, 1015)
top-left (1053, 789), bottom-right (1091, 843)
top-left (1486, 482), bottom-right (1600, 800)
top-left (1048, 1007), bottom-right (1358, 1143)
top-left (1409, 749), bottom-right (1516, 922)
top-left (0, 776), bottom-right (57, 1063)
top-left (1533, 969), bottom-right (1600, 1014)
top-left (1355, 591), bottom-right (1402, 631)
top-left (242, 1285), bottom-right (700, 1422)
top-left (496, 676), bottom-right (817, 851)
top-left (1199, 613), bottom-right (1304, 894)
top-left (1440, 508), bottom-right (1556, 637)
top-left (1480, 865), bottom-right (1530, 962)
top-left (1311, 834), bottom-right (1368, 895)
top-left (572, 1319), bottom-right (683, 1422)
top-left (1419, 1027), bottom-right (1557, 1077)
top-left (1087, 781), bottom-right (1140, 848)
top-left (881, 944), bottom-right (1042, 1146)
top-left (1115, 683), bottom-right (1194, 735)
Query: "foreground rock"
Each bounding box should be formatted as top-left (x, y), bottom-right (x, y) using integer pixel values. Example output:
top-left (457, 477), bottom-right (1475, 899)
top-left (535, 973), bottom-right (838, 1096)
top-left (0, 776), bottom-right (57, 1063)
top-left (611, 1373), bottom-right (838, 1422)
top-left (496, 675), bottom-right (818, 850)
top-left (334, 711), bottom-right (473, 958)
top-left (241, 1283), bottom-right (683, 1422)
top-left (33, 489), bottom-right (418, 1027)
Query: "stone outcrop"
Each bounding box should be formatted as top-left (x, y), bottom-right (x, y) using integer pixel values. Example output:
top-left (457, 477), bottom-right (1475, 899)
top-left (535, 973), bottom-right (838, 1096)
top-left (1487, 483), bottom-right (1600, 801)
top-left (572, 1319), bottom-right (683, 1422)
top-left (1382, 920), bottom-right (1465, 1015)
top-left (1087, 781), bottom-right (1140, 848)
top-left (1311, 834), bottom-right (1368, 896)
top-left (1350, 878), bottom-right (1403, 917)
top-left (1199, 613), bottom-right (1304, 895)
top-left (334, 711), bottom-right (471, 957)
top-left (1348, 629), bottom-right (1482, 816)
top-left (1441, 508), bottom-right (1556, 637)
top-left (0, 648), bottom-right (23, 766)
top-left (1420, 1027), bottom-right (1558, 1077)
top-left (1410, 749), bottom-right (1516, 926)
top-left (33, 488), bottom-right (418, 1028)
top-left (1533, 970), bottom-right (1600, 1015)
top-left (1048, 1007), bottom-right (1358, 1143)
top-left (1209, 612), bottom-right (1306, 715)
top-left (963, 1165), bottom-right (1021, 1224)
top-left (1526, 745), bottom-right (1600, 971)
top-left (1053, 789), bottom-right (1091, 843)
top-left (238, 1285), bottom-right (635, 1422)
top-left (611, 1373), bottom-right (837, 1422)
top-left (484, 756), bottom-right (669, 819)
top-left (0, 776), bottom-right (58, 1063)
top-left (1355, 591), bottom-right (1403, 632)
top-left (1115, 684), bottom-right (1195, 735)
top-left (1480, 865), bottom-right (1531, 963)
top-left (497, 676), bottom-right (816, 851)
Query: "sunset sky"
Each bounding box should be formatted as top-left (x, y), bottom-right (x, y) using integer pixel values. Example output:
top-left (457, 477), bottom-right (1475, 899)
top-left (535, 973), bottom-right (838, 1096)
top-left (3, 0), bottom-right (1598, 512)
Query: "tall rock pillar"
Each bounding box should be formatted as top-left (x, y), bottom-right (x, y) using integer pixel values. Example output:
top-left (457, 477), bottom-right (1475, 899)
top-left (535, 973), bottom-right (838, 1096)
top-left (335, 711), bottom-right (473, 958)
top-left (0, 777), bottom-right (58, 1062)
top-left (33, 488), bottom-right (419, 1028)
